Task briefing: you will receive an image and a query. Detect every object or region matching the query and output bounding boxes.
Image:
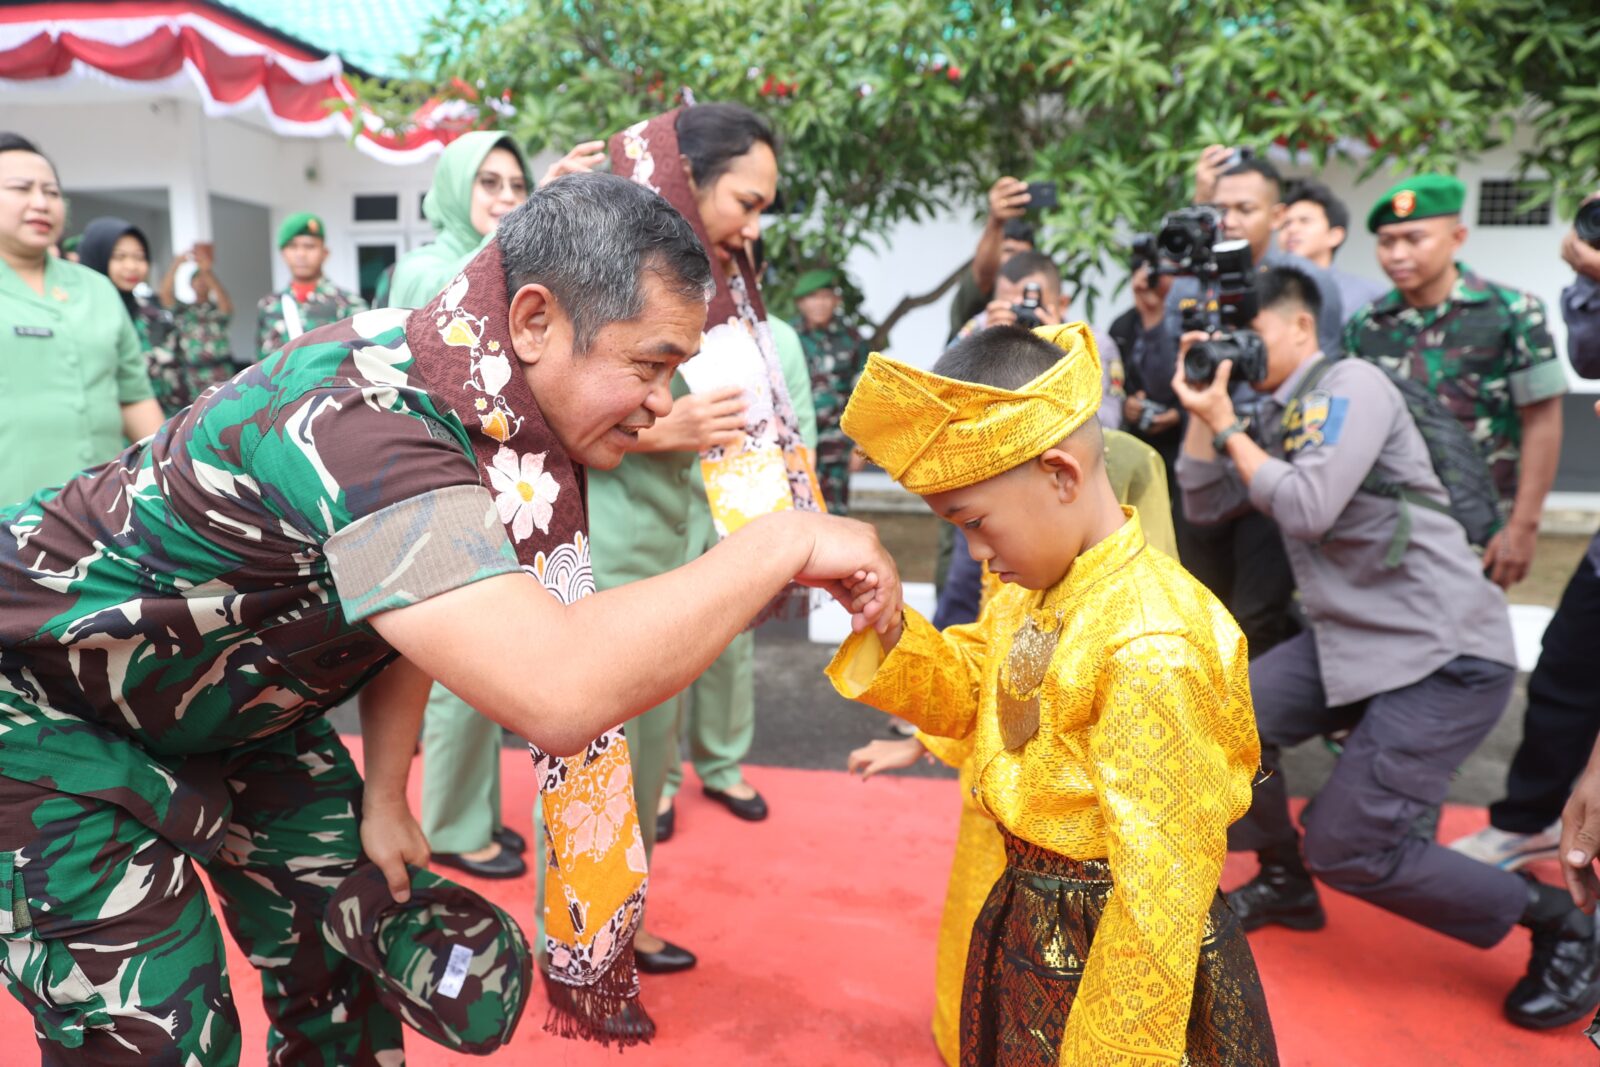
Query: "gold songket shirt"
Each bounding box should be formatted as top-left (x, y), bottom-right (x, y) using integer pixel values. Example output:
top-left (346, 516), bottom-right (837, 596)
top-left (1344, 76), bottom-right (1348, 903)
top-left (828, 509), bottom-right (1260, 1064)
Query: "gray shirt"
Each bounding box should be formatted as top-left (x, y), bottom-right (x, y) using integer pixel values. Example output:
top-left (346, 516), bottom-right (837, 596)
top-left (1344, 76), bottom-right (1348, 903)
top-left (1562, 273), bottom-right (1600, 569)
top-left (1333, 268), bottom-right (1389, 324)
top-left (1176, 354), bottom-right (1514, 705)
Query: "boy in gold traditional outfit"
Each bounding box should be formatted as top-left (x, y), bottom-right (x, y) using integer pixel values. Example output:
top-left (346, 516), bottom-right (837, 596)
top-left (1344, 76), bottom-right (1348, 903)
top-left (829, 323), bottom-right (1278, 1066)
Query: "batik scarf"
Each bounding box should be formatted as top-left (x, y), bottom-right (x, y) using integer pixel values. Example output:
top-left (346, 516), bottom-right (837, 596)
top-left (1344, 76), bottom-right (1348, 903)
top-left (609, 106), bottom-right (823, 535)
top-left (406, 239), bottom-right (651, 1046)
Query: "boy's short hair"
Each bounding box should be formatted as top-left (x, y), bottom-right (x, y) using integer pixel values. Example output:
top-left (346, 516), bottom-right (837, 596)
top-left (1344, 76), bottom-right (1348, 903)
top-left (1258, 265), bottom-right (1323, 321)
top-left (998, 250), bottom-right (1060, 290)
top-left (934, 324), bottom-right (1065, 389)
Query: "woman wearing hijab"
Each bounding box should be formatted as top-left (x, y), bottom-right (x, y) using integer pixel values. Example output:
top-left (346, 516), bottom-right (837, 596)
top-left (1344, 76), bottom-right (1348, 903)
top-left (0, 135), bottom-right (162, 507)
top-left (599, 100), bottom-right (822, 978)
top-left (78, 216), bottom-right (193, 416)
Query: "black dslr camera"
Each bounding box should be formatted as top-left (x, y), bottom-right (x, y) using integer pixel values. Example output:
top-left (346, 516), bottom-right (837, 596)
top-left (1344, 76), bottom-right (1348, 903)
top-left (1012, 282), bottom-right (1045, 329)
top-left (1577, 198), bottom-right (1600, 249)
top-left (1132, 206), bottom-right (1268, 387)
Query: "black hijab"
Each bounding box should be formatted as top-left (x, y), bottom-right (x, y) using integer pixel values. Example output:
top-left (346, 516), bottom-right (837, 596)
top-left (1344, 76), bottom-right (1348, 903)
top-left (77, 216), bottom-right (148, 319)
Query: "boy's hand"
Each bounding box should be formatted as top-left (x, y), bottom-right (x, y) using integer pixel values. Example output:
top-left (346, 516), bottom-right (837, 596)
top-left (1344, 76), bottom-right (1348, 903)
top-left (842, 569), bottom-right (904, 646)
top-left (847, 737), bottom-right (930, 779)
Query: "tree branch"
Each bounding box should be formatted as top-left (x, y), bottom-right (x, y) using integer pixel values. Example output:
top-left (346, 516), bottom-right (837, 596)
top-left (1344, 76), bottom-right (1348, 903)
top-left (865, 258), bottom-right (972, 351)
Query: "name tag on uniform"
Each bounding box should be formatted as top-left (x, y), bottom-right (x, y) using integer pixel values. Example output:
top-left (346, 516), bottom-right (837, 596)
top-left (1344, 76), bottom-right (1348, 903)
top-left (14, 326), bottom-right (53, 339)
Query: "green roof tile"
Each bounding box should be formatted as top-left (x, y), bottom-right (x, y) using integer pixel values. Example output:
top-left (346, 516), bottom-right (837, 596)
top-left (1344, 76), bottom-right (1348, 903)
top-left (221, 0), bottom-right (454, 79)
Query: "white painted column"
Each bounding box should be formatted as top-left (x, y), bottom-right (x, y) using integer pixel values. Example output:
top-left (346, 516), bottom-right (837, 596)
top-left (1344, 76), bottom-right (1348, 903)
top-left (165, 99), bottom-right (213, 254)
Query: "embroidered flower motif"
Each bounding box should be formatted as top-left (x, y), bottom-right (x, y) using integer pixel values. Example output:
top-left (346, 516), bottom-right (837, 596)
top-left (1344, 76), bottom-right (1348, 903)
top-left (560, 762), bottom-right (635, 861)
top-left (487, 446), bottom-right (560, 540)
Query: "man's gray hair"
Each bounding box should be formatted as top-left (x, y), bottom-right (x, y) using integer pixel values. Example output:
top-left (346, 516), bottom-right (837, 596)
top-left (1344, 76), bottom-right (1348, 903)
top-left (496, 171), bottom-right (714, 350)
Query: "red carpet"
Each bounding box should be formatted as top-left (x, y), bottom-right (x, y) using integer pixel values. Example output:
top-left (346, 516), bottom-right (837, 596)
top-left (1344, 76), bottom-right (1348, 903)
top-left (0, 746), bottom-right (1591, 1065)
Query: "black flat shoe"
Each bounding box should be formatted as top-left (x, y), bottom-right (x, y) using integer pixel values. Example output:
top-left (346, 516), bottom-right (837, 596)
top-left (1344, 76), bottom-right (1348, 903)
top-left (1225, 862), bottom-right (1326, 932)
top-left (494, 826), bottom-right (527, 854)
top-left (634, 939), bottom-right (697, 975)
top-left (655, 803), bottom-right (675, 843)
top-left (431, 846), bottom-right (526, 880)
top-left (1506, 906), bottom-right (1600, 1029)
top-left (702, 785), bottom-right (768, 822)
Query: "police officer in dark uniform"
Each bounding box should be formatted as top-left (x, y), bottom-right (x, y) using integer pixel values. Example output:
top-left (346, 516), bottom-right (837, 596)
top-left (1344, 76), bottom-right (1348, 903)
top-left (1173, 266), bottom-right (1600, 1031)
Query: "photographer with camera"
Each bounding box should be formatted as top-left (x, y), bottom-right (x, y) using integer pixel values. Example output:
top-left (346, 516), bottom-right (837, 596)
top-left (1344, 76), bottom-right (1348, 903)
top-left (1173, 266), bottom-right (1600, 1032)
top-left (1133, 149), bottom-right (1344, 659)
top-left (946, 177), bottom-right (1039, 341)
top-left (1450, 190), bottom-right (1600, 877)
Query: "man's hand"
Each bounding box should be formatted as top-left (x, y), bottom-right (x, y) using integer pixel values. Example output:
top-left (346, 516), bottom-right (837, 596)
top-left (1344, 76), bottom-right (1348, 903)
top-left (1194, 144), bottom-right (1235, 205)
top-left (540, 140), bottom-right (607, 188)
top-left (847, 737), bottom-right (931, 779)
top-left (1482, 520), bottom-right (1536, 589)
top-left (632, 385), bottom-right (746, 453)
top-left (360, 797), bottom-right (431, 904)
top-left (1563, 744), bottom-right (1600, 911)
top-left (786, 513), bottom-right (902, 636)
top-left (987, 177), bottom-right (1030, 223)
top-left (1131, 263), bottom-right (1171, 329)
top-left (983, 298), bottom-right (1019, 330)
top-left (1562, 228), bottom-right (1600, 284)
top-left (1171, 332), bottom-right (1236, 432)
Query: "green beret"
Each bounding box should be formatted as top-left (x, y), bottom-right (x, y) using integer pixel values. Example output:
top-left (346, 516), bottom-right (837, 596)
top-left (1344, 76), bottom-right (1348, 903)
top-left (276, 211), bottom-right (326, 248)
top-left (60, 234), bottom-right (81, 254)
top-left (323, 863), bottom-right (533, 1054)
top-left (793, 268), bottom-right (839, 299)
top-left (1367, 174), bottom-right (1466, 233)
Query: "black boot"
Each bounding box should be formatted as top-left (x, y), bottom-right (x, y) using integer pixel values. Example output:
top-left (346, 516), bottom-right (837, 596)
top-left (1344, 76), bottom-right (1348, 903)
top-left (1225, 844), bottom-right (1325, 933)
top-left (1505, 880), bottom-right (1600, 1030)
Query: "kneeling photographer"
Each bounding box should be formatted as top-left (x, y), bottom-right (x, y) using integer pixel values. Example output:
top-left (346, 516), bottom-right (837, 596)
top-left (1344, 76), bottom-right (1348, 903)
top-left (1172, 266), bottom-right (1600, 1031)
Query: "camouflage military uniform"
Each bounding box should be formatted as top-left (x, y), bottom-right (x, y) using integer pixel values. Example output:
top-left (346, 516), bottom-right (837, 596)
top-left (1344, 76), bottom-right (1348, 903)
top-left (254, 278), bottom-right (367, 362)
top-left (792, 318), bottom-right (865, 514)
top-left (172, 299), bottom-right (237, 388)
top-left (0, 308), bottom-right (521, 1064)
top-left (133, 297), bottom-right (193, 416)
top-left (1342, 264), bottom-right (1568, 517)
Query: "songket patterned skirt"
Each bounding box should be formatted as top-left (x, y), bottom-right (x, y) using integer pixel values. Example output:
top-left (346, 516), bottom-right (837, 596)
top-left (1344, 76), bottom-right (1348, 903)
top-left (959, 834), bottom-right (1279, 1066)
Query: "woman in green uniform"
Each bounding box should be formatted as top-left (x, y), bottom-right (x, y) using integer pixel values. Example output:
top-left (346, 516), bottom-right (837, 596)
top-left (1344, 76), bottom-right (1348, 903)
top-left (0, 134), bottom-right (162, 507)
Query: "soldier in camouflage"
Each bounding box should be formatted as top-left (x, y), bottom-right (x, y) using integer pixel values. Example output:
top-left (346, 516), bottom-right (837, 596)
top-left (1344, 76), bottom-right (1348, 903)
top-left (160, 243), bottom-right (238, 389)
top-left (0, 177), bottom-right (902, 1064)
top-left (1344, 174), bottom-right (1567, 589)
top-left (254, 212), bottom-right (367, 361)
top-left (791, 269), bottom-right (866, 514)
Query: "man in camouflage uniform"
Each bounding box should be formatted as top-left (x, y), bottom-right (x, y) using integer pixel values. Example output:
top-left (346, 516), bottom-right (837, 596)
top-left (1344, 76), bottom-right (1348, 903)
top-left (254, 212), bottom-right (366, 361)
top-left (791, 269), bottom-right (866, 514)
top-left (161, 243), bottom-right (238, 389)
top-left (0, 177), bottom-right (899, 1064)
top-left (1344, 174), bottom-right (1567, 589)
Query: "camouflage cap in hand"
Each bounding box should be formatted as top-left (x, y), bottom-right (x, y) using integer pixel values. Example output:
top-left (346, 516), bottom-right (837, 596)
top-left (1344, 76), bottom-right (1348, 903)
top-left (324, 863), bottom-right (534, 1055)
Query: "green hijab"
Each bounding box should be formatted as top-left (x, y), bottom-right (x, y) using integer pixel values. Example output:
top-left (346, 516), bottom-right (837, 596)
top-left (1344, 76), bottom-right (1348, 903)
top-left (388, 132), bottom-right (531, 308)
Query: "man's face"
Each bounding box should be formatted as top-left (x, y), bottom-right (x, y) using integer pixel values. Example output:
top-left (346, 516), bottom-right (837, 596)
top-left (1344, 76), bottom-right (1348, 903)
top-left (999, 237), bottom-right (1034, 261)
top-left (281, 235), bottom-right (328, 283)
top-left (1250, 303), bottom-right (1318, 393)
top-left (795, 287), bottom-right (840, 330)
top-left (1213, 172), bottom-right (1283, 259)
top-left (993, 271), bottom-right (1061, 319)
top-left (1278, 200), bottom-right (1343, 267)
top-left (1376, 216), bottom-right (1465, 296)
top-left (515, 270), bottom-right (708, 469)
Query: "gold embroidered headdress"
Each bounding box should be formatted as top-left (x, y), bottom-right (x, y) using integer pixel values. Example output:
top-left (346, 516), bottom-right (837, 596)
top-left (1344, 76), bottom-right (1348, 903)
top-left (841, 322), bottom-right (1103, 495)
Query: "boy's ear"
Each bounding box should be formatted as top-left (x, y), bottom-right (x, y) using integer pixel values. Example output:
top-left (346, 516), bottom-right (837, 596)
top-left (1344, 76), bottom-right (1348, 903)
top-left (1038, 447), bottom-right (1084, 504)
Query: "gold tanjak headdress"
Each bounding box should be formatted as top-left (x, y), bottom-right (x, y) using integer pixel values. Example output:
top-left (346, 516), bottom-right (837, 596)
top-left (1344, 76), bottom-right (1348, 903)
top-left (841, 322), bottom-right (1102, 495)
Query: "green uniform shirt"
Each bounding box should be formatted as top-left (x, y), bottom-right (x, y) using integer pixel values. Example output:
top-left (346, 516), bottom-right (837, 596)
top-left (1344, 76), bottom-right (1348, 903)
top-left (0, 257), bottom-right (154, 508)
top-left (791, 317), bottom-right (865, 446)
top-left (254, 278), bottom-right (368, 362)
top-left (172, 299), bottom-right (236, 387)
top-left (1343, 263), bottom-right (1568, 512)
top-left (0, 307), bottom-right (520, 860)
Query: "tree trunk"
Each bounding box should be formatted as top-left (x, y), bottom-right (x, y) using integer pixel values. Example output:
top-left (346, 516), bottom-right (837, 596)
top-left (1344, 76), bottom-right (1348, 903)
top-left (864, 258), bottom-right (972, 352)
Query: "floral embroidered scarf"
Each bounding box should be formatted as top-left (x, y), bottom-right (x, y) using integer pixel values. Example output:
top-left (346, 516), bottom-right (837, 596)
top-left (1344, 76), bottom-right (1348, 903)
top-left (610, 106), bottom-right (823, 536)
top-left (406, 239), bottom-right (651, 1045)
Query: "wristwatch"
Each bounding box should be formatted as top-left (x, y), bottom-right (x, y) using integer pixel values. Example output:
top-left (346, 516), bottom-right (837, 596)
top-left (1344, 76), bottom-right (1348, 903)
top-left (1212, 419), bottom-right (1249, 452)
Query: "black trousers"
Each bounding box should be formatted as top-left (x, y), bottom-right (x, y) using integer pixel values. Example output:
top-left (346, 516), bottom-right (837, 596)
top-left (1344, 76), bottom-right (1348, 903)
top-left (1230, 632), bottom-right (1527, 948)
top-left (1489, 549), bottom-right (1600, 834)
top-left (1179, 510), bottom-right (1300, 659)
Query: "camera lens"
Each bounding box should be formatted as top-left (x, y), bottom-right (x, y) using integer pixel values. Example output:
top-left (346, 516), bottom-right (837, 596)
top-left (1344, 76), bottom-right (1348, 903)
top-left (1577, 199), bottom-right (1600, 248)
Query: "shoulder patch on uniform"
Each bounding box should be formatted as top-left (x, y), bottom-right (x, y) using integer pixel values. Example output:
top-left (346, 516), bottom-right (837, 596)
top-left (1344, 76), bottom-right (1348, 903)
top-left (1282, 389), bottom-right (1349, 453)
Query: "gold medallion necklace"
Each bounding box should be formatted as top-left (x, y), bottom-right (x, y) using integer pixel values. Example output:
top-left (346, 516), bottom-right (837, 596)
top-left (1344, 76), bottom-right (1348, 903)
top-left (997, 607), bottom-right (1063, 750)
